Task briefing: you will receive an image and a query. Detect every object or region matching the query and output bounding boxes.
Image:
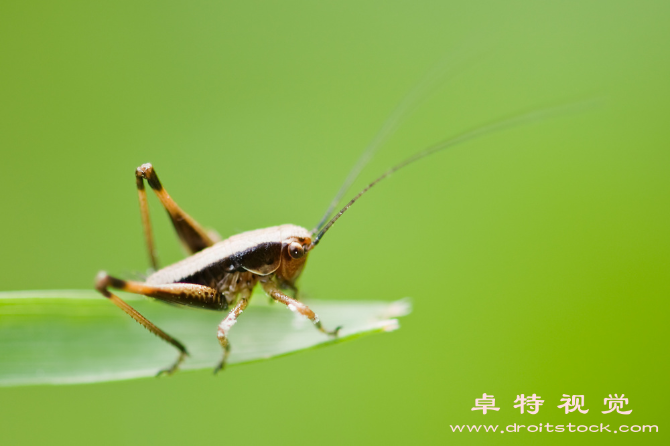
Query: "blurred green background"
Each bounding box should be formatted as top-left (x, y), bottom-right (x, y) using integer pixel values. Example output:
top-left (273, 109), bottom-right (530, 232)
top-left (0, 1), bottom-right (668, 444)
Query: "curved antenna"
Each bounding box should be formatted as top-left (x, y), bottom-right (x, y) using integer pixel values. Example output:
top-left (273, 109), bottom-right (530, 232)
top-left (312, 99), bottom-right (601, 247)
top-left (312, 52), bottom-right (478, 233)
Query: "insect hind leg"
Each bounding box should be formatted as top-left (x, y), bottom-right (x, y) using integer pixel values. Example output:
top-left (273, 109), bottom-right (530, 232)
top-left (95, 272), bottom-right (220, 376)
top-left (135, 163), bottom-right (220, 270)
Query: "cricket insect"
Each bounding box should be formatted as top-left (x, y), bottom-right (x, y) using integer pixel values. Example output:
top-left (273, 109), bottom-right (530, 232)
top-left (95, 84), bottom-right (590, 375)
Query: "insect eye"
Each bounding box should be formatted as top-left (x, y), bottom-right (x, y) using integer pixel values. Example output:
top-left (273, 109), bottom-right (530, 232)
top-left (288, 242), bottom-right (304, 259)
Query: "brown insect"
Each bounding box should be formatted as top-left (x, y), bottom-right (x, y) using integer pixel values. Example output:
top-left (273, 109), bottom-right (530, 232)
top-left (95, 95), bottom-right (585, 375)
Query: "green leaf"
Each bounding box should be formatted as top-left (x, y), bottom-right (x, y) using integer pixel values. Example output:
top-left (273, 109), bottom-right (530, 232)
top-left (0, 290), bottom-right (410, 387)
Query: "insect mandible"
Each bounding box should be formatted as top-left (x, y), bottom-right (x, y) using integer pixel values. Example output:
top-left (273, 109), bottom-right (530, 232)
top-left (95, 86), bottom-right (586, 375)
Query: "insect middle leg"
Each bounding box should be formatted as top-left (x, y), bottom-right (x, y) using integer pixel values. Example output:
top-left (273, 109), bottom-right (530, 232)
top-left (95, 271), bottom-right (220, 375)
top-left (135, 163), bottom-right (220, 269)
top-left (261, 280), bottom-right (341, 336)
top-left (215, 288), bottom-right (251, 374)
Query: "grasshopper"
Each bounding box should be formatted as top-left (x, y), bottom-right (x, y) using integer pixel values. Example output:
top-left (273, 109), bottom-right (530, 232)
top-left (95, 90), bottom-right (587, 375)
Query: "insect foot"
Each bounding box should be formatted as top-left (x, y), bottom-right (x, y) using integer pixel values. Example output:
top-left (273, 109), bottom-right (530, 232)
top-left (213, 358), bottom-right (226, 375)
top-left (156, 351), bottom-right (189, 377)
top-left (317, 321), bottom-right (342, 337)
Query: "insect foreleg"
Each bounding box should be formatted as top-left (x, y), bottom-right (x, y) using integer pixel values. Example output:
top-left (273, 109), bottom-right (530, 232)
top-left (95, 272), bottom-right (220, 375)
top-left (279, 280), bottom-right (300, 299)
top-left (215, 288), bottom-right (251, 374)
top-left (261, 281), bottom-right (341, 337)
top-left (135, 163), bottom-right (220, 269)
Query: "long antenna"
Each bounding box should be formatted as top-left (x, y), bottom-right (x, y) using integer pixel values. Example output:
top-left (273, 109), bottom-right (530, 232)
top-left (312, 52), bottom-right (478, 233)
top-left (311, 99), bottom-right (600, 247)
